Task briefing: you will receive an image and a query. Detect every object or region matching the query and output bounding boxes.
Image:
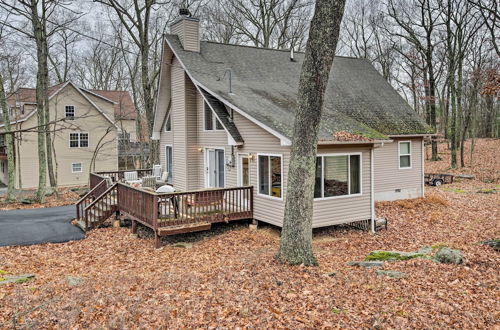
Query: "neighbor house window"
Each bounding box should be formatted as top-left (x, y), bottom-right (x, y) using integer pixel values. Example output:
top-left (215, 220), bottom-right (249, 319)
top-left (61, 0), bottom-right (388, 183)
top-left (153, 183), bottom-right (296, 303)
top-left (204, 101), bottom-right (224, 131)
top-left (72, 163), bottom-right (83, 173)
top-left (69, 133), bottom-right (89, 148)
top-left (65, 105), bottom-right (75, 120)
top-left (164, 113), bottom-right (171, 131)
top-left (314, 154), bottom-right (361, 198)
top-left (165, 145), bottom-right (173, 183)
top-left (258, 154), bottom-right (282, 198)
top-left (118, 132), bottom-right (130, 142)
top-left (399, 141), bottom-right (411, 169)
top-left (0, 134), bottom-right (5, 146)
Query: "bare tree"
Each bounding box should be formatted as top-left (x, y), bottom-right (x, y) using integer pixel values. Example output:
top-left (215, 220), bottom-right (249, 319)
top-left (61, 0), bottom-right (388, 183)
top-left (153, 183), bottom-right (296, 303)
top-left (277, 0), bottom-right (346, 266)
top-left (93, 0), bottom-right (171, 164)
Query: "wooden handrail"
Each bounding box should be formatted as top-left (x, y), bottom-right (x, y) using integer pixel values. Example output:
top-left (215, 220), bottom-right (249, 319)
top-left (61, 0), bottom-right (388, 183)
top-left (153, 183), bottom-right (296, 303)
top-left (76, 179), bottom-right (107, 220)
top-left (84, 183), bottom-right (118, 229)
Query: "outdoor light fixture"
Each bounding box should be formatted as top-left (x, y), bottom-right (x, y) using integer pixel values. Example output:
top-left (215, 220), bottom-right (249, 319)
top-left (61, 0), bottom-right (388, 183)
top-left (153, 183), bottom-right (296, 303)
top-left (197, 147), bottom-right (203, 152)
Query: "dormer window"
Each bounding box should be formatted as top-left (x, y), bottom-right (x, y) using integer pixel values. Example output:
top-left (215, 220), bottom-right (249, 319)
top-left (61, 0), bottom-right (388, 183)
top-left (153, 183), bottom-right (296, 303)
top-left (204, 101), bottom-right (223, 131)
top-left (65, 105), bottom-right (75, 120)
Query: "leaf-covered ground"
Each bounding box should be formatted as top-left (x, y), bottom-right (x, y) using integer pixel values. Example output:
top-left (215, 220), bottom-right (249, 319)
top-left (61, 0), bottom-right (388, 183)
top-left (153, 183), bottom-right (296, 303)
top-left (0, 187), bottom-right (82, 211)
top-left (0, 139), bottom-right (498, 328)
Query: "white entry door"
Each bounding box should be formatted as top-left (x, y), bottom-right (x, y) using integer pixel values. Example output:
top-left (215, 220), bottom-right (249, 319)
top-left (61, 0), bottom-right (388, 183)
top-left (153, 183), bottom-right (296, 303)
top-left (205, 148), bottom-right (225, 188)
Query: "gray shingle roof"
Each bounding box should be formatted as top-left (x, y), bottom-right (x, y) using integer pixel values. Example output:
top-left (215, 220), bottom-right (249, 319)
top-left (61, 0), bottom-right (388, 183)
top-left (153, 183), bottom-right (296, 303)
top-left (165, 34), bottom-right (432, 141)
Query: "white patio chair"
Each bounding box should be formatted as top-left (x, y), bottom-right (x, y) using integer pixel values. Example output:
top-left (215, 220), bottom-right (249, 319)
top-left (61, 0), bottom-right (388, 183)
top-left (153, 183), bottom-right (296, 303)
top-left (124, 171), bottom-right (142, 185)
top-left (156, 171), bottom-right (169, 186)
top-left (152, 164), bottom-right (162, 179)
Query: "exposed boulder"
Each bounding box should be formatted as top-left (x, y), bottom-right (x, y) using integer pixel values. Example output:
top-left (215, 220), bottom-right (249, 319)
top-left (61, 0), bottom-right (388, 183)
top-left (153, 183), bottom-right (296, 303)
top-left (434, 247), bottom-right (464, 264)
top-left (375, 270), bottom-right (406, 279)
top-left (172, 242), bottom-right (193, 249)
top-left (365, 250), bottom-right (425, 261)
top-left (347, 261), bottom-right (385, 268)
top-left (0, 274), bottom-right (35, 285)
top-left (66, 276), bottom-right (84, 287)
top-left (480, 239), bottom-right (499, 252)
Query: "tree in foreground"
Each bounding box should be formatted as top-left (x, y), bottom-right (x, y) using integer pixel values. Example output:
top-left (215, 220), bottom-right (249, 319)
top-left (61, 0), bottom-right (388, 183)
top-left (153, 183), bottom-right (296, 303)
top-left (0, 73), bottom-right (16, 201)
top-left (277, 0), bottom-right (346, 265)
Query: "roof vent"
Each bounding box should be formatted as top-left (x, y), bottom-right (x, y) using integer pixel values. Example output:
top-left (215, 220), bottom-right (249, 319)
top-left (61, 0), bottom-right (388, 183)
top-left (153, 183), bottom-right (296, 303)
top-left (179, 8), bottom-right (191, 17)
top-left (290, 48), bottom-right (295, 62)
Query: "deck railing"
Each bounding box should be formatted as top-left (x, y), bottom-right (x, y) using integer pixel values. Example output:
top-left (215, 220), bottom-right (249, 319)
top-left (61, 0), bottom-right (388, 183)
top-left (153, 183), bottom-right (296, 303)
top-left (116, 183), bottom-right (253, 231)
top-left (91, 169), bottom-right (153, 186)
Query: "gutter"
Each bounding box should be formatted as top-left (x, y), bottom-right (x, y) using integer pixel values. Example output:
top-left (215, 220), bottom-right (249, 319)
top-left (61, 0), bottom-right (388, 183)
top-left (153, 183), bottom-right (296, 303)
top-left (317, 139), bottom-right (393, 145)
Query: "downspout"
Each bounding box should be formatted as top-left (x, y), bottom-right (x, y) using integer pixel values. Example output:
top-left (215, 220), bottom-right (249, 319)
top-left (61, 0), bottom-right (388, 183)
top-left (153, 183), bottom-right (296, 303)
top-left (370, 147), bottom-right (375, 233)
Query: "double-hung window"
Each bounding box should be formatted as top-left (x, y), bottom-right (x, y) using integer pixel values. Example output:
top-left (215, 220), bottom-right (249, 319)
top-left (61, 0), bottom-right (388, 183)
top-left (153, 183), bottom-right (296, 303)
top-left (399, 141), bottom-right (411, 169)
top-left (72, 163), bottom-right (83, 173)
top-left (204, 101), bottom-right (224, 130)
top-left (65, 105), bottom-right (75, 120)
top-left (258, 154), bottom-right (282, 198)
top-left (314, 154), bottom-right (361, 198)
top-left (69, 133), bottom-right (89, 148)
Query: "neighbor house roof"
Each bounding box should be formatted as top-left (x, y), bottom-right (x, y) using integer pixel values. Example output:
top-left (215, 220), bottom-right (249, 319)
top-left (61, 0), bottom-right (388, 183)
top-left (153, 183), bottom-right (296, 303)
top-left (85, 89), bottom-right (137, 120)
top-left (163, 34), bottom-right (432, 143)
top-left (2, 83), bottom-right (136, 123)
top-left (0, 82), bottom-right (123, 128)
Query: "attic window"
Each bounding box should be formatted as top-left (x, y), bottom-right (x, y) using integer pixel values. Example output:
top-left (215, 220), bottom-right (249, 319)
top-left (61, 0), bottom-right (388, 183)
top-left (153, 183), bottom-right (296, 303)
top-left (204, 101), bottom-right (224, 131)
top-left (164, 113), bottom-right (171, 132)
top-left (65, 105), bottom-right (75, 120)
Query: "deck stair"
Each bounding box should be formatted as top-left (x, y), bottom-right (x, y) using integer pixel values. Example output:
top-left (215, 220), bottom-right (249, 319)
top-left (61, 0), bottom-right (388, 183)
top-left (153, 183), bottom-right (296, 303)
top-left (75, 181), bottom-right (118, 231)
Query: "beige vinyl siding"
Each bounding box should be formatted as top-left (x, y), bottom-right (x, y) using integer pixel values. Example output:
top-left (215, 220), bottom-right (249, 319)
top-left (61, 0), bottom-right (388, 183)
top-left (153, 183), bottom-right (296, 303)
top-left (373, 137), bottom-right (424, 201)
top-left (312, 146), bottom-right (372, 227)
top-left (185, 77), bottom-right (199, 190)
top-left (170, 18), bottom-right (199, 52)
top-left (171, 57), bottom-right (188, 191)
top-left (14, 84), bottom-right (117, 189)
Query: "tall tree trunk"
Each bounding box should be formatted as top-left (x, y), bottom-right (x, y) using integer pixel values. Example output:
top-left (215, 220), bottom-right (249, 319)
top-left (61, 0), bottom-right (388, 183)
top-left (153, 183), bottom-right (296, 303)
top-left (30, 2), bottom-right (48, 202)
top-left (0, 73), bottom-right (16, 201)
top-left (277, 0), bottom-right (346, 266)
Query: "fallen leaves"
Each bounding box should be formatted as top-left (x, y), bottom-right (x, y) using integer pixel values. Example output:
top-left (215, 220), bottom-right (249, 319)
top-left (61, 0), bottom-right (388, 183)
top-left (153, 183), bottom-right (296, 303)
top-left (0, 139), bottom-right (498, 328)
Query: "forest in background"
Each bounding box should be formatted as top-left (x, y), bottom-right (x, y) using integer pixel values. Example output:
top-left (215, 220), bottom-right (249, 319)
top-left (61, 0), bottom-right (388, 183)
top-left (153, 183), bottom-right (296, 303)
top-left (0, 0), bottom-right (498, 199)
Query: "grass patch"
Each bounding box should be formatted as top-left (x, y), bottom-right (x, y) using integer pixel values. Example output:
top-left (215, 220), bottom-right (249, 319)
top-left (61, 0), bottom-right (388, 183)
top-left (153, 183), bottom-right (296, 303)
top-left (431, 243), bottom-right (448, 249)
top-left (365, 251), bottom-right (424, 261)
top-left (15, 277), bottom-right (32, 284)
top-left (0, 270), bottom-right (9, 275)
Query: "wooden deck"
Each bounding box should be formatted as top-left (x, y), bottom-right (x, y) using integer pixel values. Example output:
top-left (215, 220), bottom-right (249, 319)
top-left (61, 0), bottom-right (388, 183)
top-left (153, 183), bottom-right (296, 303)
top-left (77, 170), bottom-right (254, 247)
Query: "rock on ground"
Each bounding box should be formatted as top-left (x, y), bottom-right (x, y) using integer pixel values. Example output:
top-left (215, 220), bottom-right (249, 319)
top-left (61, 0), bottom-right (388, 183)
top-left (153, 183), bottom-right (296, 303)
top-left (433, 247), bottom-right (464, 264)
top-left (375, 270), bottom-right (406, 279)
top-left (347, 261), bottom-right (385, 268)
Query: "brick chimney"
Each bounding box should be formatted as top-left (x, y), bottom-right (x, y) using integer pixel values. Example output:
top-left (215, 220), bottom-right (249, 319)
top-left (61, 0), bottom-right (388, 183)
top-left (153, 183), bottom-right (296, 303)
top-left (170, 8), bottom-right (200, 52)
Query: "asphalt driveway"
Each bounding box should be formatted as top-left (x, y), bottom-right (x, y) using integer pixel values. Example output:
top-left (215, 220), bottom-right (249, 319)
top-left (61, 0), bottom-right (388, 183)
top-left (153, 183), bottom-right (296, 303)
top-left (0, 205), bottom-right (84, 247)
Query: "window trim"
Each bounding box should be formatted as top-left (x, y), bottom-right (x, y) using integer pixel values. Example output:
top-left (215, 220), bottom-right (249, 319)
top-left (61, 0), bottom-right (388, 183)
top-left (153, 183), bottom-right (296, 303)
top-left (165, 144), bottom-right (173, 184)
top-left (164, 113), bottom-right (172, 132)
top-left (65, 105), bottom-right (75, 120)
top-left (71, 162), bottom-right (83, 173)
top-left (314, 152), bottom-right (363, 201)
top-left (203, 101), bottom-right (224, 132)
top-left (256, 153), bottom-right (284, 201)
top-left (69, 132), bottom-right (89, 148)
top-left (398, 141), bottom-right (412, 170)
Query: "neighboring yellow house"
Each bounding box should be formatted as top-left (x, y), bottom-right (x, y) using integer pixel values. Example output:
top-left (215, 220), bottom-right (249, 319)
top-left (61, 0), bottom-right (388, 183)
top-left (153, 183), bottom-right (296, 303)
top-left (0, 81), bottom-right (137, 189)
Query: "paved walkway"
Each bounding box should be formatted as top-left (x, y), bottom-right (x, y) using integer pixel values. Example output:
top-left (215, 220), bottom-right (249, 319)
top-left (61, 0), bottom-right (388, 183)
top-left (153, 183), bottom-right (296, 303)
top-left (0, 205), bottom-right (84, 247)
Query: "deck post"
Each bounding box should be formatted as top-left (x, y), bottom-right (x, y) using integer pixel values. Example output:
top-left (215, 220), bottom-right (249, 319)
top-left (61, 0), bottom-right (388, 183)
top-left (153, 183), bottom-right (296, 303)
top-left (154, 231), bottom-right (161, 248)
top-left (131, 220), bottom-right (137, 234)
